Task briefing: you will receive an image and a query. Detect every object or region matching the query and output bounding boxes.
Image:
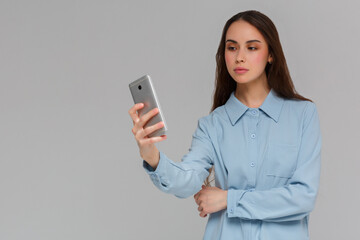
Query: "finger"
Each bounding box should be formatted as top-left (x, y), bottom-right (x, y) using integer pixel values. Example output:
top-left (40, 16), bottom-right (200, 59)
top-left (194, 197), bottom-right (199, 206)
top-left (194, 192), bottom-right (200, 200)
top-left (132, 107), bottom-right (159, 136)
top-left (136, 107), bottom-right (160, 129)
top-left (137, 121), bottom-right (165, 139)
top-left (128, 103), bottom-right (144, 123)
top-left (137, 135), bottom-right (167, 146)
top-left (200, 211), bottom-right (207, 218)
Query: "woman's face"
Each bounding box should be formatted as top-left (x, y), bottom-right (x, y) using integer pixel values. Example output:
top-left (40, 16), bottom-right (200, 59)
top-left (225, 20), bottom-right (272, 86)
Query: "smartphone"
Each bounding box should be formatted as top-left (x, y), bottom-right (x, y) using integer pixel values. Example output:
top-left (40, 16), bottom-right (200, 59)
top-left (129, 75), bottom-right (167, 138)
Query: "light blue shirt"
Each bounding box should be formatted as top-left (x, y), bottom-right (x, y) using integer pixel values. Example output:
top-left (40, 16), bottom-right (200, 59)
top-left (143, 88), bottom-right (322, 240)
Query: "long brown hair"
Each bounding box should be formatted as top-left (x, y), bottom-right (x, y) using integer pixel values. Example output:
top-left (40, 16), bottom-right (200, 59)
top-left (204, 10), bottom-right (313, 187)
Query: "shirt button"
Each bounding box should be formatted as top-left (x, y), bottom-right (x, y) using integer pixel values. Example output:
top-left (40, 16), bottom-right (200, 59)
top-left (251, 133), bottom-right (256, 138)
top-left (252, 110), bottom-right (257, 115)
top-left (230, 209), bottom-right (234, 213)
top-left (250, 162), bottom-right (255, 167)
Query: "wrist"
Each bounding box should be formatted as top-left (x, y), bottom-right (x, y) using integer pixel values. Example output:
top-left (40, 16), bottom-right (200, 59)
top-left (223, 190), bottom-right (228, 209)
top-left (143, 148), bottom-right (160, 169)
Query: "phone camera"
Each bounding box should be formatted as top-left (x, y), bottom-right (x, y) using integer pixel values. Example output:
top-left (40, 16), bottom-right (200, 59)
top-left (138, 85), bottom-right (142, 90)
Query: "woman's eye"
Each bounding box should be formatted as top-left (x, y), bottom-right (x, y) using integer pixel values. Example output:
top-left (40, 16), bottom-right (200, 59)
top-left (248, 47), bottom-right (257, 50)
top-left (227, 46), bottom-right (236, 51)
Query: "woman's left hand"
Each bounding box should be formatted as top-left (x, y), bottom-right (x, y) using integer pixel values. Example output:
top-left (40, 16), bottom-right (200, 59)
top-left (194, 185), bottom-right (228, 218)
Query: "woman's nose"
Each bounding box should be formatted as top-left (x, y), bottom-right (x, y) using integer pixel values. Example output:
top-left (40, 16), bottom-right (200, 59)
top-left (235, 51), bottom-right (246, 63)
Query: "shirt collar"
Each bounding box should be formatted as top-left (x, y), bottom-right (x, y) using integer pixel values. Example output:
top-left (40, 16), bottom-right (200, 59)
top-left (224, 88), bottom-right (285, 126)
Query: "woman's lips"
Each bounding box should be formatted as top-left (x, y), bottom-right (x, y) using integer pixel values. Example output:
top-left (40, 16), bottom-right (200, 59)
top-left (234, 67), bottom-right (249, 74)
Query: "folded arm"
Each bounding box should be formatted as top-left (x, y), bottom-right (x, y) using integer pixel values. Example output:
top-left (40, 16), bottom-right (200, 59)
top-left (227, 102), bottom-right (322, 222)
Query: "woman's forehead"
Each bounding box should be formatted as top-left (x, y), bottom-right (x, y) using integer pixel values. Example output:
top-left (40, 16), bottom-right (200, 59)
top-left (225, 20), bottom-right (265, 43)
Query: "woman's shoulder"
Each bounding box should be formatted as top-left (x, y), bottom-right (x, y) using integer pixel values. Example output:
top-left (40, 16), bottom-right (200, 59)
top-left (283, 98), bottom-right (319, 123)
top-left (197, 105), bottom-right (228, 127)
top-left (284, 97), bottom-right (318, 111)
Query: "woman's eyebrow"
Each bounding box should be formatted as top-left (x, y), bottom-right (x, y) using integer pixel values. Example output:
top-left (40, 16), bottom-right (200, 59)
top-left (226, 39), bottom-right (262, 44)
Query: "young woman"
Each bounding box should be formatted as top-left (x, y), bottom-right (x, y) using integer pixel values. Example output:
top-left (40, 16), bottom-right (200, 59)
top-left (128, 10), bottom-right (321, 240)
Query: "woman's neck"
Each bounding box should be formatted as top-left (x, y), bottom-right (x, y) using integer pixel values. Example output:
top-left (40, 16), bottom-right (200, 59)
top-left (235, 79), bottom-right (270, 108)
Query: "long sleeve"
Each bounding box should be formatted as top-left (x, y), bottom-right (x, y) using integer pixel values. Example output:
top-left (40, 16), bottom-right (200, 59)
top-left (227, 102), bottom-right (322, 222)
top-left (143, 117), bottom-right (214, 198)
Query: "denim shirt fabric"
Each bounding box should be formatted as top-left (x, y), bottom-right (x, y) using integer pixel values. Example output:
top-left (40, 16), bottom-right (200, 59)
top-left (143, 88), bottom-right (322, 240)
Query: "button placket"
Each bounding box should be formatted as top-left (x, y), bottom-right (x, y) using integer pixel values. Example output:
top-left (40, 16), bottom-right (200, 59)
top-left (248, 108), bottom-right (260, 188)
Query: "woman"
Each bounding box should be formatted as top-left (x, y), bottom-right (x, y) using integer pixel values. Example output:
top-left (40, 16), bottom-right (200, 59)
top-left (128, 10), bottom-right (321, 240)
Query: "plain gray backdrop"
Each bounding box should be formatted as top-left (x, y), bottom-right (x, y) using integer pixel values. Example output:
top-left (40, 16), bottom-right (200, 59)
top-left (0, 0), bottom-right (359, 239)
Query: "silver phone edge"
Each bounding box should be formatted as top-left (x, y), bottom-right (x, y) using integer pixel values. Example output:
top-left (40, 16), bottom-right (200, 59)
top-left (147, 75), bottom-right (168, 132)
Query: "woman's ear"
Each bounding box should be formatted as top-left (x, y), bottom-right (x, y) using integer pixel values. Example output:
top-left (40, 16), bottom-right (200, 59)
top-left (268, 54), bottom-right (273, 64)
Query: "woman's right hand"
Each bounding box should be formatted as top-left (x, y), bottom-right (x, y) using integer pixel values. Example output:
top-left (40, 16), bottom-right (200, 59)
top-left (128, 103), bottom-right (167, 169)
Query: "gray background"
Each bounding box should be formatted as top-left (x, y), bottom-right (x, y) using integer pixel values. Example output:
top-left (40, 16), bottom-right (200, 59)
top-left (0, 0), bottom-right (358, 239)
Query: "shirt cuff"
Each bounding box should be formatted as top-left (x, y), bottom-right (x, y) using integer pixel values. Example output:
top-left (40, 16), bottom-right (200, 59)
top-left (227, 188), bottom-right (254, 219)
top-left (143, 160), bottom-right (155, 172)
top-left (142, 151), bottom-right (170, 188)
top-left (142, 151), bottom-right (166, 173)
